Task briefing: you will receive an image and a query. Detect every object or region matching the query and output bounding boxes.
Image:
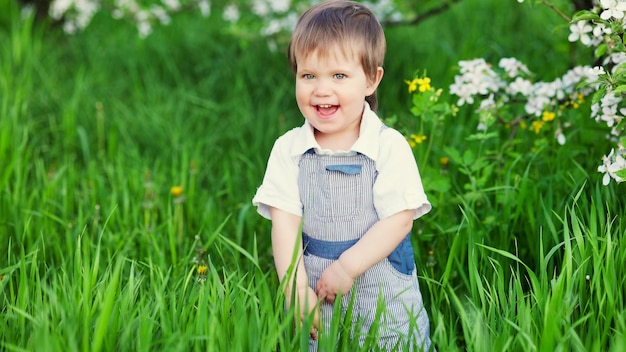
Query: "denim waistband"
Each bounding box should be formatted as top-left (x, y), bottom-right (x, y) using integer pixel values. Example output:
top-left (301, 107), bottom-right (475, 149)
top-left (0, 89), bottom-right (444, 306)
top-left (302, 232), bottom-right (415, 275)
top-left (302, 233), bottom-right (358, 260)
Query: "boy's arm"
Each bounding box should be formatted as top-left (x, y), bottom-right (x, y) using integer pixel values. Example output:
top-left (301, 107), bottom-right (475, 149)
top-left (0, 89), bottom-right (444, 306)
top-left (269, 207), bottom-right (319, 337)
top-left (269, 206), bottom-right (308, 291)
top-left (315, 209), bottom-right (414, 303)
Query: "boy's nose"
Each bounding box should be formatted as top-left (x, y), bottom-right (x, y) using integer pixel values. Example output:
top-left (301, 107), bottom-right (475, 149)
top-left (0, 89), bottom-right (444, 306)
top-left (313, 80), bottom-right (332, 96)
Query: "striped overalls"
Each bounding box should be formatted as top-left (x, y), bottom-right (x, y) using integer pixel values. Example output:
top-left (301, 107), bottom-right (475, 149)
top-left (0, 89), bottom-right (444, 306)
top-left (298, 150), bottom-right (432, 351)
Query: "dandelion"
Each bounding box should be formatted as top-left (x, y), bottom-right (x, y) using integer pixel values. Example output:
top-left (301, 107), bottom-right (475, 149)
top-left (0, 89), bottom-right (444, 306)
top-left (531, 120), bottom-right (544, 134)
top-left (408, 133), bottom-right (427, 147)
top-left (196, 264), bottom-right (208, 283)
top-left (171, 185), bottom-right (183, 197)
top-left (438, 156), bottom-right (450, 173)
top-left (426, 249), bottom-right (436, 276)
top-left (542, 111), bottom-right (556, 122)
top-left (171, 185), bottom-right (185, 245)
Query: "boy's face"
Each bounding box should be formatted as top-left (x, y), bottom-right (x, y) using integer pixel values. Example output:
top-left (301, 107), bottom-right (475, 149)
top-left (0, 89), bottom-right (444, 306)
top-left (294, 47), bottom-right (383, 146)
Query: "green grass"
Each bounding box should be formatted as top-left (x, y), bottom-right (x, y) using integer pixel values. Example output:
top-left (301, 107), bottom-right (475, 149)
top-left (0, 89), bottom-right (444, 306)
top-left (1, 0), bottom-right (625, 351)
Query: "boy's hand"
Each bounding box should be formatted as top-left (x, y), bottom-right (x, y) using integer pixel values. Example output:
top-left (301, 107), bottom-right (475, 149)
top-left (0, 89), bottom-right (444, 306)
top-left (316, 261), bottom-right (354, 304)
top-left (286, 286), bottom-right (320, 339)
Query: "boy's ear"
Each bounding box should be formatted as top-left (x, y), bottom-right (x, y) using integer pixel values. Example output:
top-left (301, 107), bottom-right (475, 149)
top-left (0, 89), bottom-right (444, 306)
top-left (366, 67), bottom-right (384, 96)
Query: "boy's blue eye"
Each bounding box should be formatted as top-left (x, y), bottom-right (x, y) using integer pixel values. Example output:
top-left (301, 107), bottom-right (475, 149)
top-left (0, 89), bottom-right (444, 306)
top-left (303, 74), bottom-right (315, 79)
top-left (334, 73), bottom-right (346, 79)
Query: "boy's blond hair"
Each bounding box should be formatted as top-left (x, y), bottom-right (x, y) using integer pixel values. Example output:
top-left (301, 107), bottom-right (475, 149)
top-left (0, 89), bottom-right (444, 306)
top-left (288, 0), bottom-right (386, 111)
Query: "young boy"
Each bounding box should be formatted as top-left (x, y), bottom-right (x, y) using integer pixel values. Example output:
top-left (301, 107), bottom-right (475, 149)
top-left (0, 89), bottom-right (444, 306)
top-left (252, 1), bottom-right (433, 350)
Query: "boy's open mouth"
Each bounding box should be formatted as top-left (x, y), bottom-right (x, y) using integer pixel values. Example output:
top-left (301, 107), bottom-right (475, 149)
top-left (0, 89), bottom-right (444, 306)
top-left (316, 104), bottom-right (338, 116)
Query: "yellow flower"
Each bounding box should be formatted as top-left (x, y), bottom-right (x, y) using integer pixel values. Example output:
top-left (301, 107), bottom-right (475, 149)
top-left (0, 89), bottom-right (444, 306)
top-left (439, 157), bottom-right (449, 166)
top-left (406, 77), bottom-right (433, 93)
top-left (530, 120), bottom-right (544, 134)
top-left (542, 111), bottom-right (556, 122)
top-left (520, 121), bottom-right (527, 130)
top-left (170, 186), bottom-right (183, 197)
top-left (410, 133), bottom-right (427, 145)
top-left (406, 78), bottom-right (419, 93)
top-left (197, 265), bottom-right (208, 275)
top-left (416, 77), bottom-right (432, 92)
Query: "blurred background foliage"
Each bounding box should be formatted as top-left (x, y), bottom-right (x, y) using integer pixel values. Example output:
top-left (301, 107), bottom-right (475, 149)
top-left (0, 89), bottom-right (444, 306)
top-left (1, 0), bottom-right (616, 275)
top-left (1, 0), bottom-right (624, 349)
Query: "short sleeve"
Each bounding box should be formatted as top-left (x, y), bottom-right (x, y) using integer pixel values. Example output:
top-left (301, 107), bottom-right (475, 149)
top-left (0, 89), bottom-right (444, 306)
top-left (373, 129), bottom-right (431, 220)
top-left (252, 136), bottom-right (302, 220)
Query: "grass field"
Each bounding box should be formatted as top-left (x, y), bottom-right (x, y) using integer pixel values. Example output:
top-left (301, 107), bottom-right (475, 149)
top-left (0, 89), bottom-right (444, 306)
top-left (1, 0), bottom-right (625, 351)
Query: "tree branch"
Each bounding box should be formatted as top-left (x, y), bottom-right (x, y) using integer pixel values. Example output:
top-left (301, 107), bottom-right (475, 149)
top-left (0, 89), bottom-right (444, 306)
top-left (381, 0), bottom-right (464, 28)
top-left (541, 0), bottom-right (571, 22)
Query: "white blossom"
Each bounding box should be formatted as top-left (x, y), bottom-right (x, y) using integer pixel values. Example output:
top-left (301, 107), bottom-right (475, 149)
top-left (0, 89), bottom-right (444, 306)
top-left (568, 21), bottom-right (593, 46)
top-left (223, 4), bottom-right (240, 22)
top-left (499, 57), bottom-right (530, 78)
top-left (269, 0), bottom-right (291, 13)
top-left (598, 146), bottom-right (626, 184)
top-left (198, 0), bottom-right (210, 16)
top-left (49, 0), bottom-right (73, 19)
top-left (161, 0), bottom-right (180, 11)
top-left (508, 77), bottom-right (533, 96)
top-left (556, 132), bottom-right (566, 145)
top-left (599, 0), bottom-right (626, 20)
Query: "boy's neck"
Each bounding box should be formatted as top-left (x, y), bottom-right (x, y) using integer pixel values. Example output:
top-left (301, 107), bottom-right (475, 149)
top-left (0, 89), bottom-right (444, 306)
top-left (314, 126), bottom-right (361, 151)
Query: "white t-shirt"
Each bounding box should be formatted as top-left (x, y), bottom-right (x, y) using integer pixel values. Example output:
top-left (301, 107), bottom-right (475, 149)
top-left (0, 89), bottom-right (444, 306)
top-left (252, 103), bottom-right (431, 221)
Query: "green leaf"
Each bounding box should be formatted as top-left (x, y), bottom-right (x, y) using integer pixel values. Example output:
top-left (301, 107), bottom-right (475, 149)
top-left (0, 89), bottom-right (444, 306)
top-left (595, 43), bottom-right (608, 58)
top-left (443, 146), bottom-right (462, 164)
top-left (591, 89), bottom-right (606, 105)
top-left (92, 259), bottom-right (123, 352)
top-left (470, 158), bottom-right (490, 173)
top-left (427, 177), bottom-right (451, 193)
top-left (612, 84), bottom-right (626, 95)
top-left (462, 150), bottom-right (475, 165)
top-left (571, 10), bottom-right (600, 23)
top-left (462, 191), bottom-right (484, 202)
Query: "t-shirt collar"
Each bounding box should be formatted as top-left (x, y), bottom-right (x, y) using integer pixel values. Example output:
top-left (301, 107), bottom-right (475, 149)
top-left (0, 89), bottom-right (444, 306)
top-left (291, 102), bottom-right (382, 161)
